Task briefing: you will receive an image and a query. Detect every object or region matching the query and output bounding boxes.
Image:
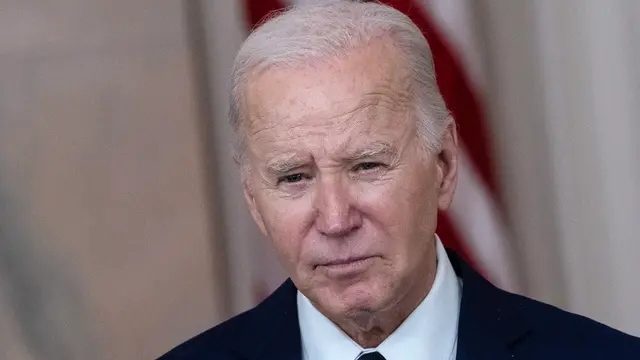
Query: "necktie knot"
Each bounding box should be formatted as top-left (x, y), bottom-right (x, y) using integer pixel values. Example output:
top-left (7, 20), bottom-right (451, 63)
top-left (356, 351), bottom-right (387, 360)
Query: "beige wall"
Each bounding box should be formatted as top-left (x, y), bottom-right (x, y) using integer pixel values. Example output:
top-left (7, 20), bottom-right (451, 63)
top-left (479, 0), bottom-right (640, 335)
top-left (476, 0), bottom-right (567, 308)
top-left (0, 0), bottom-right (223, 359)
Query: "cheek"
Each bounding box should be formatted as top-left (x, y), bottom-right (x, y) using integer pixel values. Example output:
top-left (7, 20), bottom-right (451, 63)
top-left (355, 167), bottom-right (440, 271)
top-left (255, 194), bottom-right (315, 268)
top-left (357, 169), bottom-right (439, 229)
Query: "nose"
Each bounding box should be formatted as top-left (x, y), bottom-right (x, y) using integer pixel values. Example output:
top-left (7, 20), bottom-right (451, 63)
top-left (313, 176), bottom-right (362, 237)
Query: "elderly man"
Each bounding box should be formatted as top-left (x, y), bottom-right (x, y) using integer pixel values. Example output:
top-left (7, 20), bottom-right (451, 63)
top-left (160, 2), bottom-right (640, 359)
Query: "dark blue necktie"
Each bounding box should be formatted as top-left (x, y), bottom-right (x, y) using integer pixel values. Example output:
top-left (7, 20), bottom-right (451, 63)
top-left (357, 351), bottom-right (387, 360)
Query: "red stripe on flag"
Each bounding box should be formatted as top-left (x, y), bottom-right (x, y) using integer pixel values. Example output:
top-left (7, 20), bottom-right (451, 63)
top-left (243, 0), bottom-right (285, 28)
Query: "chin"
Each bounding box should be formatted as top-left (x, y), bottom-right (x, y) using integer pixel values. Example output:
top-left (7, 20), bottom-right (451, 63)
top-left (327, 277), bottom-right (389, 315)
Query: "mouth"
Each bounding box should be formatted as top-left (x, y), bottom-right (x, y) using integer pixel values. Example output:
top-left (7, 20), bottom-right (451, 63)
top-left (315, 255), bottom-right (378, 278)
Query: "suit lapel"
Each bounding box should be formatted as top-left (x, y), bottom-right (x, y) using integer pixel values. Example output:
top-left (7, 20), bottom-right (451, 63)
top-left (258, 290), bottom-right (303, 360)
top-left (448, 250), bottom-right (531, 360)
top-left (228, 279), bottom-right (302, 360)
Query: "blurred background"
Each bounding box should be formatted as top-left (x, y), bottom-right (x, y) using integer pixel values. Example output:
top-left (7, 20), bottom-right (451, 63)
top-left (0, 0), bottom-right (638, 359)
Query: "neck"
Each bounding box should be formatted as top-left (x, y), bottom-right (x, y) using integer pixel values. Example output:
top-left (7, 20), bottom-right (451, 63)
top-left (334, 252), bottom-right (437, 348)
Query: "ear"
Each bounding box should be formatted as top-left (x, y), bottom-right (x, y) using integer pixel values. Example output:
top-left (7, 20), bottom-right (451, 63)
top-left (242, 175), bottom-right (269, 237)
top-left (436, 119), bottom-right (459, 211)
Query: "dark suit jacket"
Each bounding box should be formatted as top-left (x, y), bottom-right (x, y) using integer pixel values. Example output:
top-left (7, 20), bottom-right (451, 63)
top-left (159, 250), bottom-right (640, 359)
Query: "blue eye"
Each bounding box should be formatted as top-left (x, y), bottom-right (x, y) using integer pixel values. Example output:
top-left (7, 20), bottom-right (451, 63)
top-left (278, 173), bottom-right (307, 184)
top-left (354, 162), bottom-right (383, 171)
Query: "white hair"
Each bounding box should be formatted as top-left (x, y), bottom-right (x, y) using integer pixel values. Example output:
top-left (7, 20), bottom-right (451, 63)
top-left (229, 0), bottom-right (451, 163)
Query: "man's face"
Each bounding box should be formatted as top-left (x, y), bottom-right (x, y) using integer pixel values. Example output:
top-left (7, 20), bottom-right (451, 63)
top-left (242, 39), bottom-right (458, 319)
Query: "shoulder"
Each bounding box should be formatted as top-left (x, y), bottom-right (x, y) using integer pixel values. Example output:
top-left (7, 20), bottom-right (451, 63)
top-left (157, 279), bottom-right (298, 360)
top-left (501, 289), bottom-right (640, 358)
top-left (450, 249), bottom-right (640, 358)
top-left (157, 306), bottom-right (259, 360)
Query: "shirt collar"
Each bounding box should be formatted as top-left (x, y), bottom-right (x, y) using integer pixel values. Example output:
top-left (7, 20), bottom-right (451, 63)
top-left (297, 235), bottom-right (462, 360)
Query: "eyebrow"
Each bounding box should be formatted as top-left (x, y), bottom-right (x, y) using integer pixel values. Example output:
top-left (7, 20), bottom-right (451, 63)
top-left (265, 155), bottom-right (309, 176)
top-left (343, 141), bottom-right (399, 162)
top-left (263, 141), bottom-right (399, 176)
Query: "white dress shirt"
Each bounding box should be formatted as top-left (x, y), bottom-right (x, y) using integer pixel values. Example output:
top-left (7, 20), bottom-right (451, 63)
top-left (297, 235), bottom-right (462, 360)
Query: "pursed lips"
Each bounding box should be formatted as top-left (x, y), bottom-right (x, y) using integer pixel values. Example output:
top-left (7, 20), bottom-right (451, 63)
top-left (313, 255), bottom-right (378, 270)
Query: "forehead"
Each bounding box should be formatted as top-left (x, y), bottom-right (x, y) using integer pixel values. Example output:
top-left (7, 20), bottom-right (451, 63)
top-left (243, 39), bottom-right (414, 156)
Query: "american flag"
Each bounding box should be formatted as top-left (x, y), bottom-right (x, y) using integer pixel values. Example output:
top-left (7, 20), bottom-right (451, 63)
top-left (240, 0), bottom-right (520, 301)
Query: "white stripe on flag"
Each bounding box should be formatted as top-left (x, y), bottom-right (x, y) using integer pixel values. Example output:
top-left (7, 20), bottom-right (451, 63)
top-left (450, 149), bottom-right (520, 292)
top-left (419, 0), bottom-right (487, 91)
top-left (418, 0), bottom-right (519, 291)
